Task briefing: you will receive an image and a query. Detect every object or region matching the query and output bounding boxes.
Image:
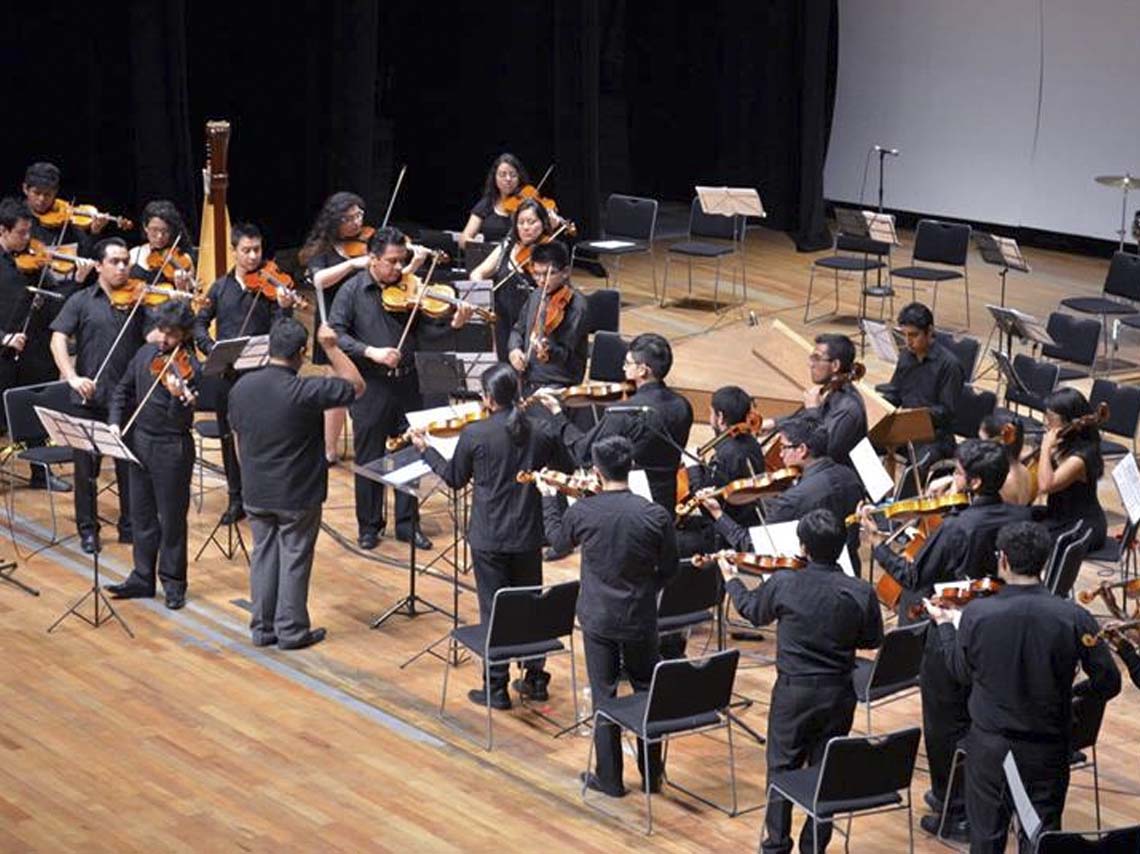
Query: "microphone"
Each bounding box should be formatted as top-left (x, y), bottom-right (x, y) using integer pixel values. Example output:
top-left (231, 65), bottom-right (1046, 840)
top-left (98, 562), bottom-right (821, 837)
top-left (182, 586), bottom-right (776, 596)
top-left (874, 145), bottom-right (900, 157)
top-left (605, 405), bottom-right (653, 414)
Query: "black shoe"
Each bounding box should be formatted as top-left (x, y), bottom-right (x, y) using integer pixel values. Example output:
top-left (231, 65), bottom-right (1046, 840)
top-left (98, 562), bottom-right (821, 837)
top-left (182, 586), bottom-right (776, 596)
top-left (468, 686), bottom-right (511, 710)
top-left (105, 580), bottom-right (154, 599)
top-left (544, 546), bottom-right (571, 561)
top-left (923, 789), bottom-right (943, 814)
top-left (358, 531), bottom-right (379, 550)
top-left (117, 528), bottom-right (133, 545)
top-left (920, 813), bottom-right (969, 842)
top-left (512, 672), bottom-right (551, 702)
top-left (397, 529), bottom-right (433, 550)
top-left (279, 628), bottom-right (327, 650)
top-left (80, 531), bottom-right (100, 554)
top-left (220, 500), bottom-right (246, 525)
top-left (579, 772), bottom-right (627, 798)
top-left (164, 589), bottom-right (186, 610)
top-left (251, 634), bottom-right (278, 647)
top-left (28, 471), bottom-right (72, 492)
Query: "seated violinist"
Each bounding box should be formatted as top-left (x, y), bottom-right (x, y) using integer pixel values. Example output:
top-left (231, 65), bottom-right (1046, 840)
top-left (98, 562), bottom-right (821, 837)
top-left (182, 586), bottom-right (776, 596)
top-left (129, 200), bottom-right (195, 291)
top-left (928, 413), bottom-right (1033, 506)
top-left (1034, 388), bottom-right (1107, 551)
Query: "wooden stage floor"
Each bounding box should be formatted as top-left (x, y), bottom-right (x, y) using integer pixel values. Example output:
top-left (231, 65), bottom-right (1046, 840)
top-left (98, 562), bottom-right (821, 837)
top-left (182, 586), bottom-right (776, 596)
top-left (2, 226), bottom-right (1138, 852)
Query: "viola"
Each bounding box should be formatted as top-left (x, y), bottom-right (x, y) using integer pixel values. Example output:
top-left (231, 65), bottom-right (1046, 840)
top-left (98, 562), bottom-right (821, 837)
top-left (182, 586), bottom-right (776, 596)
top-left (692, 550), bottom-right (807, 574)
top-left (37, 199), bottom-right (133, 231)
top-left (150, 347), bottom-right (197, 406)
top-left (242, 260), bottom-right (311, 310)
top-left (675, 466), bottom-right (801, 517)
top-left (338, 225), bottom-right (375, 259)
top-left (516, 468), bottom-right (600, 499)
top-left (381, 275), bottom-right (494, 323)
top-left (108, 279), bottom-right (148, 311)
top-left (126, 280), bottom-right (209, 311)
top-left (908, 577), bottom-right (1005, 620)
top-left (521, 381), bottom-right (633, 410)
top-left (823, 361), bottom-right (866, 393)
top-left (14, 238), bottom-right (83, 274)
top-left (144, 246), bottom-right (194, 282)
top-left (696, 409), bottom-right (763, 458)
top-left (386, 408), bottom-right (490, 452)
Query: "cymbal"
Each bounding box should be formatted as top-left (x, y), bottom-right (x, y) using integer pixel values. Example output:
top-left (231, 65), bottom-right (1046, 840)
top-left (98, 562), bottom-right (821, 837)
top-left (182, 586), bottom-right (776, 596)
top-left (1095, 174), bottom-right (1140, 189)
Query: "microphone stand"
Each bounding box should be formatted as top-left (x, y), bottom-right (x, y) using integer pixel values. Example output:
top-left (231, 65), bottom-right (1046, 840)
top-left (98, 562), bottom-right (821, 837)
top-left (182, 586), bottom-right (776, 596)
top-left (877, 148), bottom-right (890, 213)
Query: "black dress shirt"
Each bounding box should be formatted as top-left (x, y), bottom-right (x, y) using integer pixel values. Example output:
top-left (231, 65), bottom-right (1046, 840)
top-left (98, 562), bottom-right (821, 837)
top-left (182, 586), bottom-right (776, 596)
top-left (556, 380), bottom-right (694, 514)
top-left (548, 488), bottom-right (678, 641)
top-left (0, 249), bottom-right (72, 373)
top-left (50, 284), bottom-right (146, 410)
top-left (507, 284), bottom-right (589, 388)
top-left (108, 343), bottom-right (200, 436)
top-left (873, 495), bottom-right (1031, 624)
top-left (421, 409), bottom-right (571, 552)
top-left (882, 340), bottom-right (964, 444)
top-left (228, 365), bottom-right (357, 509)
top-left (686, 433), bottom-right (767, 527)
top-left (936, 584), bottom-right (1121, 741)
top-left (329, 270), bottom-right (423, 379)
top-left (194, 272), bottom-right (290, 356)
top-left (726, 561), bottom-right (883, 677)
top-left (809, 383), bottom-right (868, 465)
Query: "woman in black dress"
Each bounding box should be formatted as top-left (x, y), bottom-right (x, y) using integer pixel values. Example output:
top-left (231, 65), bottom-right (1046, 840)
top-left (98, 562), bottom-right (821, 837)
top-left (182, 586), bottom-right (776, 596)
top-left (1036, 387), bottom-right (1106, 550)
top-left (458, 153), bottom-right (529, 250)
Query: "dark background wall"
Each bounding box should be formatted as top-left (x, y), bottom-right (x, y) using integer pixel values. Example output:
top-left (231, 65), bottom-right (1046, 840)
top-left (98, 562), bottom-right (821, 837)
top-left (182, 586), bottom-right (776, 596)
top-left (2, 1), bottom-right (836, 253)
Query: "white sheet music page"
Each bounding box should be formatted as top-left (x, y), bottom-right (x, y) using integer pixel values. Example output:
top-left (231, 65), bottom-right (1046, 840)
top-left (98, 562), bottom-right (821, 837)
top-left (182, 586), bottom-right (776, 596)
top-left (748, 519), bottom-right (854, 576)
top-left (850, 437), bottom-right (894, 502)
top-left (405, 401), bottom-right (483, 459)
top-left (862, 319), bottom-right (899, 364)
top-left (1112, 455), bottom-right (1140, 524)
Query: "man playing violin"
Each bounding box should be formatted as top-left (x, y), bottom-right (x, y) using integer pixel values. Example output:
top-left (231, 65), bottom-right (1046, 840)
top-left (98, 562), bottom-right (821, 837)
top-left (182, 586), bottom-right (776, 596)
top-left (105, 300), bottom-right (201, 609)
top-left (859, 438), bottom-right (1030, 841)
top-left (23, 162), bottom-right (108, 255)
top-left (50, 238), bottom-right (146, 554)
top-left (329, 226), bottom-right (472, 551)
top-left (718, 508), bottom-right (882, 854)
top-left (925, 521), bottom-right (1121, 853)
top-left (194, 222), bottom-right (295, 528)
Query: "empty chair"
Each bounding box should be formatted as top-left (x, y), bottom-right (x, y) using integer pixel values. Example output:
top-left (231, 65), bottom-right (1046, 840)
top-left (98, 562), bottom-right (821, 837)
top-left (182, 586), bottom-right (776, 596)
top-left (1061, 252), bottom-right (1140, 365)
top-left (952, 387), bottom-right (997, 439)
top-left (851, 622), bottom-right (929, 733)
top-left (936, 331), bottom-right (981, 383)
top-left (587, 330), bottom-right (628, 382)
top-left (584, 288), bottom-right (621, 335)
top-left (804, 232), bottom-right (892, 323)
top-left (1088, 378), bottom-right (1140, 457)
top-left (891, 220), bottom-right (972, 324)
top-left (571, 194), bottom-right (658, 292)
top-left (998, 354), bottom-right (1059, 426)
top-left (661, 197), bottom-right (745, 308)
top-left (1040, 312), bottom-right (1102, 381)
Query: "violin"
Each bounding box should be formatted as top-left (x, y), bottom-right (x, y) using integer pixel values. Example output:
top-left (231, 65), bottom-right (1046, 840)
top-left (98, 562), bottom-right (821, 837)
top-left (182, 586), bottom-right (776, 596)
top-left (692, 550), bottom-right (807, 574)
top-left (675, 466), bottom-right (801, 517)
top-left (516, 468), bottom-right (600, 499)
top-left (124, 280), bottom-right (209, 311)
top-left (1082, 619), bottom-right (1140, 648)
top-left (386, 408), bottom-right (490, 452)
top-left (108, 280), bottom-right (148, 311)
top-left (522, 380), bottom-right (634, 410)
top-left (380, 275), bottom-right (494, 322)
top-left (846, 492), bottom-right (970, 527)
top-left (144, 246), bottom-right (194, 282)
top-left (908, 577), bottom-right (1005, 620)
top-left (822, 361), bottom-right (866, 393)
top-left (539, 282), bottom-right (573, 338)
top-left (150, 347), bottom-right (197, 406)
top-left (338, 225), bottom-right (375, 259)
top-left (14, 238), bottom-right (83, 274)
top-left (696, 409), bottom-right (763, 458)
top-left (242, 260), bottom-right (311, 310)
top-left (36, 199), bottom-right (133, 231)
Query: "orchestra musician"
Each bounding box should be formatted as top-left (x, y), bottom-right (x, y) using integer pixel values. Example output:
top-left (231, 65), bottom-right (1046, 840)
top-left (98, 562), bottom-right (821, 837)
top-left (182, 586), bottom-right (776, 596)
top-left (927, 413), bottom-right (1034, 506)
top-left (411, 363), bottom-right (573, 708)
top-left (228, 318), bottom-right (364, 650)
top-left (685, 386), bottom-right (766, 519)
top-left (1034, 388), bottom-right (1107, 551)
top-left (105, 301), bottom-right (200, 610)
top-left (541, 435), bottom-right (678, 798)
top-left (128, 200), bottom-right (195, 289)
top-left (1098, 621), bottom-right (1140, 688)
top-left (329, 226), bottom-right (472, 552)
top-left (859, 439), bottom-right (1031, 840)
top-left (718, 508), bottom-right (882, 854)
top-left (458, 153), bottom-right (530, 249)
top-left (23, 161), bottom-right (108, 253)
top-left (926, 521), bottom-right (1121, 853)
top-left (50, 238), bottom-right (146, 554)
top-left (193, 222), bottom-right (295, 528)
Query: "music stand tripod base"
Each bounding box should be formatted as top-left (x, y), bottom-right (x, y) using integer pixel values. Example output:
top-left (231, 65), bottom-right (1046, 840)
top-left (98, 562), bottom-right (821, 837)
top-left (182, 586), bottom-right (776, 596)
top-left (195, 516), bottom-right (249, 563)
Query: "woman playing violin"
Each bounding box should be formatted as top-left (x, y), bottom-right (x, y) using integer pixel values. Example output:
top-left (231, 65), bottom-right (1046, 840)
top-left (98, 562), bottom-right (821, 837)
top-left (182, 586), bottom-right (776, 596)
top-left (129, 200), bottom-right (195, 290)
top-left (458, 153), bottom-right (529, 249)
top-left (1035, 388), bottom-right (1107, 550)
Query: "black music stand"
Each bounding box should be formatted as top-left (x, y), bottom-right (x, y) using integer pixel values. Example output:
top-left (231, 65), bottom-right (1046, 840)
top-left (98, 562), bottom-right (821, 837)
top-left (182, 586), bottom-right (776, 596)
top-left (974, 233), bottom-right (1029, 308)
top-left (868, 407), bottom-right (935, 499)
top-left (37, 406), bottom-right (138, 638)
top-left (978, 306), bottom-right (1056, 384)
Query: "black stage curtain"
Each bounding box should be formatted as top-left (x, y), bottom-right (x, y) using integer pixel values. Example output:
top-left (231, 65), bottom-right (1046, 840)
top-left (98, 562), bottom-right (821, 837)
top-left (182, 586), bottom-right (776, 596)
top-left (2, 2), bottom-right (833, 253)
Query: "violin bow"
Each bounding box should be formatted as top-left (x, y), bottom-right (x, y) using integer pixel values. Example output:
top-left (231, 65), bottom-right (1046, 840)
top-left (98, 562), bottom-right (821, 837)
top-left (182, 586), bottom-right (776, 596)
top-left (522, 265), bottom-right (553, 372)
top-left (122, 344), bottom-right (182, 436)
top-left (534, 163), bottom-right (555, 193)
top-left (14, 201), bottom-right (77, 362)
top-left (393, 253), bottom-right (441, 355)
top-left (380, 164), bottom-right (408, 230)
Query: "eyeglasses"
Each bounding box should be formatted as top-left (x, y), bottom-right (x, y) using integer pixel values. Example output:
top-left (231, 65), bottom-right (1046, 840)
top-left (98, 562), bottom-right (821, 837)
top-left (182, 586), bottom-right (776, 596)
top-left (341, 211), bottom-right (365, 223)
top-left (807, 352), bottom-right (831, 363)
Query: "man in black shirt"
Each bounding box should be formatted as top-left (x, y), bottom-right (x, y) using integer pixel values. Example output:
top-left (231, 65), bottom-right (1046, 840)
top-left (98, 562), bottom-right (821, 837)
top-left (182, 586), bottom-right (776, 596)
top-left (721, 508), bottom-right (882, 854)
top-left (507, 241), bottom-right (588, 393)
top-left (105, 301), bottom-right (200, 609)
top-left (860, 438), bottom-right (1031, 838)
top-left (413, 362), bottom-right (571, 708)
top-left (228, 318), bottom-right (363, 650)
top-left (545, 435), bottom-right (678, 798)
top-left (50, 238), bottom-right (145, 554)
top-left (194, 222), bottom-right (295, 527)
top-left (330, 226), bottom-right (471, 552)
top-left (927, 521), bottom-right (1121, 853)
top-left (22, 162), bottom-right (108, 255)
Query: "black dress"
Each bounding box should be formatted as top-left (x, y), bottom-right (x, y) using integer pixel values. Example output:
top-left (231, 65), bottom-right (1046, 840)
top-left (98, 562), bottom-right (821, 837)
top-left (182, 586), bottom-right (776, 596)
top-left (489, 239), bottom-right (533, 361)
top-left (470, 196), bottom-right (512, 244)
top-left (1038, 440), bottom-right (1106, 550)
top-left (305, 248), bottom-right (351, 366)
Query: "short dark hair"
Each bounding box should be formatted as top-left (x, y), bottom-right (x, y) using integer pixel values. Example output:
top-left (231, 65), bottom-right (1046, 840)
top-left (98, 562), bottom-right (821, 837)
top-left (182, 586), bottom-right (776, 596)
top-left (230, 222), bottom-right (262, 246)
top-left (627, 332), bottom-right (672, 380)
top-left (956, 438), bottom-right (1009, 497)
top-left (92, 237), bottom-right (128, 262)
top-left (897, 302), bottom-right (934, 330)
top-left (530, 239), bottom-right (569, 271)
top-left (980, 413), bottom-right (1024, 459)
top-left (711, 385), bottom-right (752, 425)
top-left (152, 299), bottom-right (195, 333)
top-left (0, 197), bottom-right (32, 230)
top-left (368, 225), bottom-right (406, 256)
top-left (592, 435), bottom-right (633, 481)
top-left (996, 521), bottom-right (1052, 578)
top-left (815, 333), bottom-right (855, 372)
top-left (268, 317), bottom-right (309, 359)
top-left (779, 413), bottom-right (827, 459)
top-left (23, 162), bottom-right (60, 190)
top-left (797, 508), bottom-right (846, 563)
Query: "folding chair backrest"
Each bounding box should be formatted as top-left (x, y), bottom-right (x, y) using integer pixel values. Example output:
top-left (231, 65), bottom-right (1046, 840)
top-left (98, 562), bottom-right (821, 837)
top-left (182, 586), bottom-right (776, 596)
top-left (588, 330), bottom-right (628, 382)
top-left (815, 727), bottom-right (921, 805)
top-left (835, 233), bottom-right (890, 256)
top-left (1050, 527), bottom-right (1093, 598)
top-left (644, 649), bottom-right (739, 726)
top-left (4, 381), bottom-right (71, 445)
top-left (1044, 520), bottom-right (1084, 587)
top-left (689, 197), bottom-right (742, 242)
top-left (1007, 355), bottom-right (1059, 411)
top-left (464, 241), bottom-right (498, 275)
top-left (1103, 251), bottom-right (1140, 303)
top-left (868, 622), bottom-right (928, 691)
top-left (1089, 379), bottom-right (1140, 442)
top-left (1071, 695), bottom-right (1106, 753)
top-left (585, 289), bottom-right (621, 335)
top-left (488, 581), bottom-right (579, 648)
top-left (605, 194), bottom-right (657, 243)
top-left (912, 220), bottom-right (970, 266)
top-left (952, 387), bottom-right (996, 438)
top-left (658, 560), bottom-right (723, 619)
top-left (1042, 312), bottom-right (1101, 367)
top-left (936, 332), bottom-right (980, 380)
top-left (1036, 825), bottom-right (1140, 853)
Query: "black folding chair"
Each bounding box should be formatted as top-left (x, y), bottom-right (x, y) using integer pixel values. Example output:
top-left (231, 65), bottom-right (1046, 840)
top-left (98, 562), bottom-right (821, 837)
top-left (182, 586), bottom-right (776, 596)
top-left (890, 220), bottom-right (972, 324)
top-left (584, 288), bottom-right (621, 335)
top-left (1040, 312), bottom-right (1101, 381)
top-left (1061, 252), bottom-right (1140, 368)
top-left (805, 232), bottom-right (892, 324)
top-left (571, 193), bottom-right (658, 293)
top-left (1088, 379), bottom-right (1140, 458)
top-left (951, 387), bottom-right (997, 439)
top-left (657, 559), bottom-right (724, 654)
top-left (587, 331), bottom-right (628, 383)
top-left (851, 622), bottom-right (928, 733)
top-left (662, 197), bottom-right (746, 308)
top-left (1046, 524), bottom-right (1093, 598)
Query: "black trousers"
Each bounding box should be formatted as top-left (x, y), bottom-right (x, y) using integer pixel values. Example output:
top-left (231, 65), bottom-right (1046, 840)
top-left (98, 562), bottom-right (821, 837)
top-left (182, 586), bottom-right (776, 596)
top-left (471, 547), bottom-right (544, 688)
top-left (763, 674), bottom-right (857, 854)
top-left (921, 633), bottom-right (972, 815)
top-left (583, 630), bottom-right (663, 792)
top-left (964, 727), bottom-right (1069, 854)
top-left (73, 404), bottom-right (132, 537)
top-left (351, 374), bottom-right (420, 537)
top-left (121, 431), bottom-right (194, 593)
top-left (214, 372), bottom-right (241, 501)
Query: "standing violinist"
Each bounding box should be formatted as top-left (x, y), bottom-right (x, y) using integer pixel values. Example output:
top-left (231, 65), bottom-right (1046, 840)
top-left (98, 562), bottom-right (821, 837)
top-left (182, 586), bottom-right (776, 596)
top-left (459, 153), bottom-right (530, 249)
top-left (684, 386), bottom-right (766, 524)
top-left (329, 226), bottom-right (472, 552)
top-left (22, 162), bottom-right (108, 255)
top-left (1035, 388), bottom-right (1107, 551)
top-left (105, 300), bottom-right (200, 610)
top-left (193, 222), bottom-right (295, 528)
top-left (50, 238), bottom-right (146, 554)
top-left (129, 200), bottom-right (195, 290)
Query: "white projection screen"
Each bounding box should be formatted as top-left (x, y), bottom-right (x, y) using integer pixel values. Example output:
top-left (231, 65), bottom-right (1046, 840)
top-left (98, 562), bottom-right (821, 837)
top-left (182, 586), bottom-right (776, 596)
top-left (824, 0), bottom-right (1140, 243)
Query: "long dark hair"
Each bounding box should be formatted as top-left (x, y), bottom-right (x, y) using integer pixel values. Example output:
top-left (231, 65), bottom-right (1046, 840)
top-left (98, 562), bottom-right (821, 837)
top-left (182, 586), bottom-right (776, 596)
top-left (481, 363), bottom-right (529, 446)
top-left (1044, 387), bottom-right (1103, 479)
top-left (481, 153), bottom-right (530, 205)
top-left (140, 200), bottom-right (192, 249)
top-left (299, 191), bottom-right (365, 265)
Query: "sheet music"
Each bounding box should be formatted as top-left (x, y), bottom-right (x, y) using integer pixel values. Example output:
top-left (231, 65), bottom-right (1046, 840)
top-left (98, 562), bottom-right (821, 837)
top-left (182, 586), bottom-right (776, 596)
top-left (1112, 455), bottom-right (1140, 524)
top-left (849, 437), bottom-right (894, 502)
top-left (233, 335), bottom-right (270, 372)
top-left (1002, 752), bottom-right (1042, 841)
top-left (863, 211), bottom-right (899, 245)
top-left (386, 459), bottom-right (433, 486)
top-left (405, 401), bottom-right (483, 459)
top-left (748, 519), bottom-right (854, 576)
top-left (589, 239), bottom-right (637, 250)
top-left (861, 319), bottom-right (899, 364)
top-left (695, 186), bottom-right (766, 218)
top-left (995, 235), bottom-right (1030, 272)
top-left (628, 469), bottom-right (653, 502)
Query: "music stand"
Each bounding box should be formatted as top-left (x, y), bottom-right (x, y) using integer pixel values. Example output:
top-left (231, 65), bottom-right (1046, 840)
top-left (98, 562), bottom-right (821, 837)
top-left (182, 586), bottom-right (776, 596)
top-left (973, 233), bottom-right (1029, 307)
top-left (414, 351), bottom-right (498, 401)
top-left (37, 406), bottom-right (139, 637)
top-left (868, 407), bottom-right (934, 497)
top-left (696, 186), bottom-right (766, 307)
top-left (201, 337), bottom-right (250, 377)
top-left (978, 305), bottom-right (1057, 383)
